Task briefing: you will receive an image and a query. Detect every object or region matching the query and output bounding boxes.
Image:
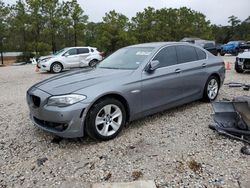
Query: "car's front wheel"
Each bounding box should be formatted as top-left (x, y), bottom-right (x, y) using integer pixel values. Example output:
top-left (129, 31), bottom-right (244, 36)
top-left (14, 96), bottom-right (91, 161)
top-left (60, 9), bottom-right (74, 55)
top-left (85, 98), bottom-right (126, 140)
top-left (203, 76), bottom-right (220, 102)
top-left (50, 62), bottom-right (63, 73)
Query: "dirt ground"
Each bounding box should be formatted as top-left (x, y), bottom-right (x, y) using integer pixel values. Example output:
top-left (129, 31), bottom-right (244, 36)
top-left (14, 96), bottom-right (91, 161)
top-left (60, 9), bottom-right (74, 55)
top-left (0, 55), bottom-right (250, 188)
top-left (1, 57), bottom-right (17, 65)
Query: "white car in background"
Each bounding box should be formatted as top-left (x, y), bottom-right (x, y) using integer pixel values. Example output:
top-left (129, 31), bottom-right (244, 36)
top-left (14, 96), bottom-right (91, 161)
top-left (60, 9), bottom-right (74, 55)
top-left (235, 50), bottom-right (250, 73)
top-left (37, 47), bottom-right (104, 73)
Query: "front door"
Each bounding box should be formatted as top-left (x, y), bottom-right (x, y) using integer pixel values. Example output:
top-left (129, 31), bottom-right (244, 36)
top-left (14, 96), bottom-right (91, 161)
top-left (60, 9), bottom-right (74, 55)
top-left (63, 48), bottom-right (79, 68)
top-left (141, 46), bottom-right (184, 113)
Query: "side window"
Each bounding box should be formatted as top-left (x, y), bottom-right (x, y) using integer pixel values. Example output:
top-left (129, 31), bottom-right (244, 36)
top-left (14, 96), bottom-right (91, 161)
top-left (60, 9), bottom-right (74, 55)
top-left (65, 48), bottom-right (77, 56)
top-left (91, 48), bottom-right (94, 52)
top-left (176, 45), bottom-right (198, 64)
top-left (195, 47), bottom-right (207, 60)
top-left (78, 48), bottom-right (89, 54)
top-left (203, 43), bottom-right (214, 48)
top-left (153, 46), bottom-right (178, 68)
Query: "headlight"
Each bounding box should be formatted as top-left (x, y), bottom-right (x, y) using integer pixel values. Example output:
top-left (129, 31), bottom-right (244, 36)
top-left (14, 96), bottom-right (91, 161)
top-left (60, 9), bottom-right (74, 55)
top-left (40, 58), bottom-right (51, 63)
top-left (41, 59), bottom-right (46, 62)
top-left (47, 94), bottom-right (87, 107)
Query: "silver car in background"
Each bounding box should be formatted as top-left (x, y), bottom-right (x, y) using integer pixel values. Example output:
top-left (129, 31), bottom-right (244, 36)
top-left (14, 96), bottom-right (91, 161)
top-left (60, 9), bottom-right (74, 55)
top-left (37, 47), bottom-right (104, 73)
top-left (27, 42), bottom-right (225, 140)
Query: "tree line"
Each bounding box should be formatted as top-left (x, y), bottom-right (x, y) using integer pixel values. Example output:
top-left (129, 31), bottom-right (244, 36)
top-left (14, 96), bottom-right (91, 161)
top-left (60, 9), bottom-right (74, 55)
top-left (0, 0), bottom-right (250, 58)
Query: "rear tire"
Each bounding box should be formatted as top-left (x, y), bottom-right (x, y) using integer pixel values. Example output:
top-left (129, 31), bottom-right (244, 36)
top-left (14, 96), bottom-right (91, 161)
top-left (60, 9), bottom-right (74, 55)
top-left (85, 98), bottom-right (126, 141)
top-left (89, 59), bottom-right (99, 67)
top-left (235, 61), bottom-right (244, 73)
top-left (203, 76), bottom-right (220, 102)
top-left (50, 62), bottom-right (63, 73)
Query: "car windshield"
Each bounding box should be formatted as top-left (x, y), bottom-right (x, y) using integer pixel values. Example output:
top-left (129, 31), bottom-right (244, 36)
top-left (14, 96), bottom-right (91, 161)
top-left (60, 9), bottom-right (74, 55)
top-left (98, 47), bottom-right (154, 70)
top-left (53, 48), bottom-right (68, 56)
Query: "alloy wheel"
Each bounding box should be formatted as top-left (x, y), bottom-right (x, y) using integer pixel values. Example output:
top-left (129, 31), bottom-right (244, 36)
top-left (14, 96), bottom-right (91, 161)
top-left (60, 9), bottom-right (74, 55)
top-left (207, 78), bottom-right (219, 100)
top-left (95, 104), bottom-right (123, 137)
top-left (52, 63), bottom-right (62, 73)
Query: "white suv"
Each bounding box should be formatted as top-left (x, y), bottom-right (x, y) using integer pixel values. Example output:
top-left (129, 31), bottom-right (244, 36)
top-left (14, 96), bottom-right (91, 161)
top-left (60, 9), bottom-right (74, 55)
top-left (37, 47), bottom-right (104, 73)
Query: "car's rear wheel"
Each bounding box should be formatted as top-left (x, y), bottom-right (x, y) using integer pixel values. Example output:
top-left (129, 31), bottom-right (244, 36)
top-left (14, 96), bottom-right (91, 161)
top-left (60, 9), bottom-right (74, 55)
top-left (85, 98), bottom-right (126, 140)
top-left (235, 61), bottom-right (244, 73)
top-left (89, 59), bottom-right (99, 67)
top-left (50, 62), bottom-right (63, 73)
top-left (203, 76), bottom-right (220, 102)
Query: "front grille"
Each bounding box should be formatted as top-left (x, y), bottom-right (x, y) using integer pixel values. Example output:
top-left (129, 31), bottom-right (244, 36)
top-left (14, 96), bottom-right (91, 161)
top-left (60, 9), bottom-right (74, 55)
top-left (244, 59), bottom-right (250, 69)
top-left (31, 95), bottom-right (41, 107)
top-left (33, 117), bottom-right (68, 132)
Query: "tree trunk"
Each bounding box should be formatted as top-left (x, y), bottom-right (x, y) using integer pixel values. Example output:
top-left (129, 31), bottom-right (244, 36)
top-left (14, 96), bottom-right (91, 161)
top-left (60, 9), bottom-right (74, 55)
top-left (74, 22), bottom-right (77, 46)
top-left (0, 39), bottom-right (3, 65)
top-left (51, 33), bottom-right (56, 53)
top-left (0, 51), bottom-right (3, 65)
top-left (74, 29), bottom-right (77, 46)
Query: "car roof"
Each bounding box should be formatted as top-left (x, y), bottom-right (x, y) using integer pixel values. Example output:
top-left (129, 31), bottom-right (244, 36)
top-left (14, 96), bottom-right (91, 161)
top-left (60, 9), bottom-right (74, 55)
top-left (128, 42), bottom-right (192, 48)
top-left (228, 41), bottom-right (245, 43)
top-left (67, 46), bottom-right (96, 49)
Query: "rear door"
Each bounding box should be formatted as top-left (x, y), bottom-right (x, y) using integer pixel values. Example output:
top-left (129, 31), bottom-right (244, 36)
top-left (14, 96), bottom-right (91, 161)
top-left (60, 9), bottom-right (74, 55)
top-left (175, 45), bottom-right (208, 100)
top-left (78, 48), bottom-right (90, 67)
top-left (141, 46), bottom-right (184, 112)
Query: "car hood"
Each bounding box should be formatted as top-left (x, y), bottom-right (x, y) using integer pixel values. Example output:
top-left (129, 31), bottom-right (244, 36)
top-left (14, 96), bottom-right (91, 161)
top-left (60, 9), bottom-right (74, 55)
top-left (39, 55), bottom-right (53, 61)
top-left (238, 51), bottom-right (250, 59)
top-left (32, 68), bottom-right (134, 95)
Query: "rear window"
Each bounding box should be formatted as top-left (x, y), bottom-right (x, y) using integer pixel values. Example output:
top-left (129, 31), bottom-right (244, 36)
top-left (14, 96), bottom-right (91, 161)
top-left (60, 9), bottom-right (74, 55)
top-left (176, 45), bottom-right (198, 64)
top-left (78, 48), bottom-right (89, 54)
top-left (203, 43), bottom-right (214, 48)
top-left (195, 48), bottom-right (207, 60)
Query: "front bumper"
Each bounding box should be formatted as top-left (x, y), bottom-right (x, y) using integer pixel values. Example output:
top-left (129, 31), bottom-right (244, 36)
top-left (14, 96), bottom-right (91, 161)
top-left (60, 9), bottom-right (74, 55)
top-left (236, 57), bottom-right (250, 70)
top-left (27, 88), bottom-right (90, 138)
top-left (37, 63), bottom-right (50, 71)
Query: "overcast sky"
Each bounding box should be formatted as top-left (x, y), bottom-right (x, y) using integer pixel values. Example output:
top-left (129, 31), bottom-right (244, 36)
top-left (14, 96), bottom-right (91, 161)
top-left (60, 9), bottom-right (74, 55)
top-left (4, 0), bottom-right (250, 25)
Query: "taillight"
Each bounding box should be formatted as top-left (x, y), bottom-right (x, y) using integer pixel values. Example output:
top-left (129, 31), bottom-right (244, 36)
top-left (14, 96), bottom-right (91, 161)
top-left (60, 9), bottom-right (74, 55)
top-left (99, 52), bottom-right (105, 58)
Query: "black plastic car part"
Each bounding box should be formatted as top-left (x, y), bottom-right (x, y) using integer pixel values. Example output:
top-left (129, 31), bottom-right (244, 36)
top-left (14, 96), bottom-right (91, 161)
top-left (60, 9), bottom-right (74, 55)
top-left (210, 96), bottom-right (250, 147)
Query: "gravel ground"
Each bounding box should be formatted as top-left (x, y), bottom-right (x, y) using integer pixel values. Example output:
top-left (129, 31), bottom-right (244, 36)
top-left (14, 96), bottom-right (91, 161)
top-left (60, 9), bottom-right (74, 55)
top-left (0, 56), bottom-right (250, 188)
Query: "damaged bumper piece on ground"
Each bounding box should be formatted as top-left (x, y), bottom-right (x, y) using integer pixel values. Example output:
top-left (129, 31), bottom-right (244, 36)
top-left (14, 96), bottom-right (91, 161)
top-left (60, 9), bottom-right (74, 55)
top-left (209, 96), bottom-right (250, 145)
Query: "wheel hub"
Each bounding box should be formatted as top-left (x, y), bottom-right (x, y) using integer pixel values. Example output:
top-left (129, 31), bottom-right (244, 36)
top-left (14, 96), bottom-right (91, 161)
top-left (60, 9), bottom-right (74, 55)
top-left (207, 79), bottom-right (218, 100)
top-left (95, 104), bottom-right (122, 137)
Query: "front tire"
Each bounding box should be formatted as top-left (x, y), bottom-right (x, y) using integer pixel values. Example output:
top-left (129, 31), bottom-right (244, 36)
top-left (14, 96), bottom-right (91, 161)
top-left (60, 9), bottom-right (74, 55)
top-left (50, 62), bottom-right (63, 73)
top-left (85, 98), bottom-right (126, 140)
top-left (203, 76), bottom-right (220, 102)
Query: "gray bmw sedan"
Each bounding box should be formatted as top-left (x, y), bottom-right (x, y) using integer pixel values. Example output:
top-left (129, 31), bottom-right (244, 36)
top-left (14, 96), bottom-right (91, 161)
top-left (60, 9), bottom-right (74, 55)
top-left (27, 42), bottom-right (225, 140)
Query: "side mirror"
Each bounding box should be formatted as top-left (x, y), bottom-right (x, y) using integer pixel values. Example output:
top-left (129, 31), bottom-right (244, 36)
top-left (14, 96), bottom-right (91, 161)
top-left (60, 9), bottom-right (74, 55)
top-left (147, 60), bottom-right (160, 72)
top-left (64, 53), bottom-right (69, 57)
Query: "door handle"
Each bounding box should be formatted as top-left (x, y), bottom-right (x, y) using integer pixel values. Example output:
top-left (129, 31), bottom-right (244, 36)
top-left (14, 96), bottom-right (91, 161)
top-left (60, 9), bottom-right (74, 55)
top-left (175, 69), bottom-right (181, 73)
top-left (202, 63), bottom-right (207, 67)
